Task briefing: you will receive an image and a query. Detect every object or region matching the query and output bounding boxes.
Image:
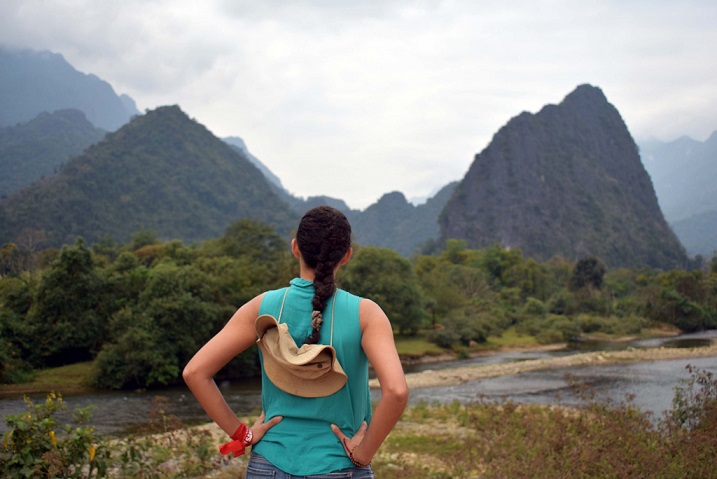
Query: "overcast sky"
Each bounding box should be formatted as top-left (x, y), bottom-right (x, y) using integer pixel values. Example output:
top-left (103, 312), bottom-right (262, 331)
top-left (2, 1), bottom-right (715, 210)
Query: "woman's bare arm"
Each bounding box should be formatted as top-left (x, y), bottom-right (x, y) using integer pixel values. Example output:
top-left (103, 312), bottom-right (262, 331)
top-left (332, 298), bottom-right (409, 464)
top-left (183, 293), bottom-right (280, 439)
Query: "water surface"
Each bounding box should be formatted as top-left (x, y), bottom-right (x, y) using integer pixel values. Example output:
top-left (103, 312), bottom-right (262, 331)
top-left (2, 330), bottom-right (715, 436)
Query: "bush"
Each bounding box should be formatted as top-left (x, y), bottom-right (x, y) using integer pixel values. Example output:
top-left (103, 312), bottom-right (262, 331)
top-left (1, 394), bottom-right (221, 479)
top-left (377, 366), bottom-right (717, 479)
top-left (576, 314), bottom-right (648, 336)
top-left (521, 297), bottom-right (547, 317)
top-left (0, 393), bottom-right (109, 478)
top-left (547, 290), bottom-right (578, 315)
top-left (430, 311), bottom-right (488, 348)
top-left (517, 314), bottom-right (580, 344)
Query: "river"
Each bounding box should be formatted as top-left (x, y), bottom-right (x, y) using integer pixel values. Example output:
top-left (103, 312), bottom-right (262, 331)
top-left (2, 331), bottom-right (716, 437)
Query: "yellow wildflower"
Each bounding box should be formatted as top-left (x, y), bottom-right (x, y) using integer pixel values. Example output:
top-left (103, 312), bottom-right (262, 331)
top-left (89, 445), bottom-right (96, 461)
top-left (49, 431), bottom-right (57, 447)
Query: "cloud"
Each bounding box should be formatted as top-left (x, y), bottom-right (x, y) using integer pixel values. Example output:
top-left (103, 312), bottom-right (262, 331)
top-left (1, 0), bottom-right (716, 209)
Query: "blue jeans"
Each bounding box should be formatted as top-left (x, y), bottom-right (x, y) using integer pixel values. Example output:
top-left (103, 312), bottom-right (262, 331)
top-left (245, 452), bottom-right (375, 478)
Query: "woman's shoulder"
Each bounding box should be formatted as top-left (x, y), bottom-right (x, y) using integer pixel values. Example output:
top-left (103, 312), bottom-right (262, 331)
top-left (258, 287), bottom-right (289, 313)
top-left (358, 297), bottom-right (385, 315)
top-left (358, 297), bottom-right (390, 329)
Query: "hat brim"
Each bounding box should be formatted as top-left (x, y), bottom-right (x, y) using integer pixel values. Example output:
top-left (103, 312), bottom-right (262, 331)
top-left (256, 314), bottom-right (347, 398)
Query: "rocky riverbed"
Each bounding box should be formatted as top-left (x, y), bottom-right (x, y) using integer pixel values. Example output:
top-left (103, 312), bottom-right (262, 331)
top-left (372, 342), bottom-right (717, 390)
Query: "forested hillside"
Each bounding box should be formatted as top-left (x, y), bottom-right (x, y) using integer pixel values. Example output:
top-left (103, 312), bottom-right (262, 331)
top-left (0, 109), bottom-right (106, 197)
top-left (439, 84), bottom-right (689, 269)
top-left (0, 47), bottom-right (139, 131)
top-left (1, 222), bottom-right (715, 389)
top-left (0, 106), bottom-right (298, 248)
top-left (350, 183), bottom-right (457, 256)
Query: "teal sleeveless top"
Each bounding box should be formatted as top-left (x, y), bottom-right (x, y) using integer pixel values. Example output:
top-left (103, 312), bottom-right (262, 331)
top-left (252, 278), bottom-right (372, 475)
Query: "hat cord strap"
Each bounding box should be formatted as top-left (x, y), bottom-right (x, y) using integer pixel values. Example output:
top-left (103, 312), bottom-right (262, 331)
top-left (277, 286), bottom-right (337, 346)
top-left (277, 287), bottom-right (290, 322)
top-left (329, 290), bottom-right (336, 347)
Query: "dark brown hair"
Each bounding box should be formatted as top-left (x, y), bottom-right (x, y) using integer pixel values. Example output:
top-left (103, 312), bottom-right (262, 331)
top-left (295, 206), bottom-right (352, 344)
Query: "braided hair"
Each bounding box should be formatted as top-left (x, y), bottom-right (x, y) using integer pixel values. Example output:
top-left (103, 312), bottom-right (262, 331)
top-left (295, 206), bottom-right (352, 345)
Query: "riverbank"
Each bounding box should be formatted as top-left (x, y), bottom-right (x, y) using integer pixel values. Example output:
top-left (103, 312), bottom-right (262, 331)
top-left (380, 341), bottom-right (717, 390)
top-left (0, 361), bottom-right (96, 398)
top-left (2, 334), bottom-right (714, 399)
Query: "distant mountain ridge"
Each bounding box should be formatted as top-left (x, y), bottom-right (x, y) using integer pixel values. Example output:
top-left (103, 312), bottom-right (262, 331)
top-left (0, 46), bottom-right (709, 265)
top-left (0, 46), bottom-right (139, 131)
top-left (439, 84), bottom-right (689, 269)
top-left (671, 211), bottom-right (717, 258)
top-left (0, 109), bottom-right (106, 197)
top-left (223, 136), bottom-right (285, 189)
top-left (640, 132), bottom-right (717, 222)
top-left (0, 106), bottom-right (298, 248)
top-left (639, 132), bottom-right (717, 257)
top-left (350, 184), bottom-right (457, 256)
top-left (220, 138), bottom-right (456, 256)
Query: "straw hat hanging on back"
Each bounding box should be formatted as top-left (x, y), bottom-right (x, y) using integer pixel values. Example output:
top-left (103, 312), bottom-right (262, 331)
top-left (255, 289), bottom-right (347, 398)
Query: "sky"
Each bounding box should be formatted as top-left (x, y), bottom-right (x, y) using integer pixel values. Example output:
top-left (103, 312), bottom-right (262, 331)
top-left (1, 1), bottom-right (716, 210)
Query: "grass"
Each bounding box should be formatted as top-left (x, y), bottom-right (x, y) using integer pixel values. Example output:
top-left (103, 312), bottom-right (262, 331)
top-left (394, 335), bottom-right (446, 357)
top-left (484, 326), bottom-right (540, 349)
top-left (0, 361), bottom-right (95, 397)
top-left (395, 327), bottom-right (542, 359)
top-left (368, 385), bottom-right (717, 479)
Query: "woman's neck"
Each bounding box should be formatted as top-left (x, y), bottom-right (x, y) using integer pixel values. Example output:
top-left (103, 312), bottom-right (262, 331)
top-left (298, 261), bottom-right (315, 282)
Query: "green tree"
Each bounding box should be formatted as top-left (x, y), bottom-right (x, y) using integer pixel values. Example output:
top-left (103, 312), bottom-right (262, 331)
top-left (415, 256), bottom-right (468, 322)
top-left (501, 257), bottom-right (551, 301)
top-left (93, 310), bottom-right (181, 389)
top-left (0, 276), bottom-right (36, 383)
top-left (93, 262), bottom-right (228, 388)
top-left (104, 251), bottom-right (149, 311)
top-left (649, 287), bottom-right (713, 332)
top-left (218, 219), bottom-right (287, 263)
top-left (0, 315), bottom-right (34, 384)
top-left (643, 270), bottom-right (717, 332)
top-left (430, 311), bottom-right (486, 348)
top-left (480, 244), bottom-right (524, 287)
top-left (129, 230), bottom-right (160, 251)
top-left (200, 219), bottom-right (294, 302)
top-left (342, 246), bottom-right (427, 335)
top-left (92, 235), bottom-right (120, 263)
top-left (570, 256), bottom-right (607, 291)
top-left (442, 239), bottom-right (476, 265)
top-left (26, 239), bottom-right (108, 367)
top-left (0, 243), bottom-right (33, 276)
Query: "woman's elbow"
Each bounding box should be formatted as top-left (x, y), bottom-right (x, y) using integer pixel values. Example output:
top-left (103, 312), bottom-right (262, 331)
top-left (384, 381), bottom-right (409, 409)
top-left (182, 362), bottom-right (199, 386)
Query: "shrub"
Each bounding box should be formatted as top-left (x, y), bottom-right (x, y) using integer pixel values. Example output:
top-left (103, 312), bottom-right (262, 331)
top-left (375, 366), bottom-right (717, 479)
top-left (430, 311), bottom-right (488, 348)
top-left (1, 394), bottom-right (221, 479)
top-left (576, 314), bottom-right (648, 336)
top-left (517, 314), bottom-right (580, 344)
top-left (521, 297), bottom-right (547, 317)
top-left (0, 393), bottom-right (109, 478)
